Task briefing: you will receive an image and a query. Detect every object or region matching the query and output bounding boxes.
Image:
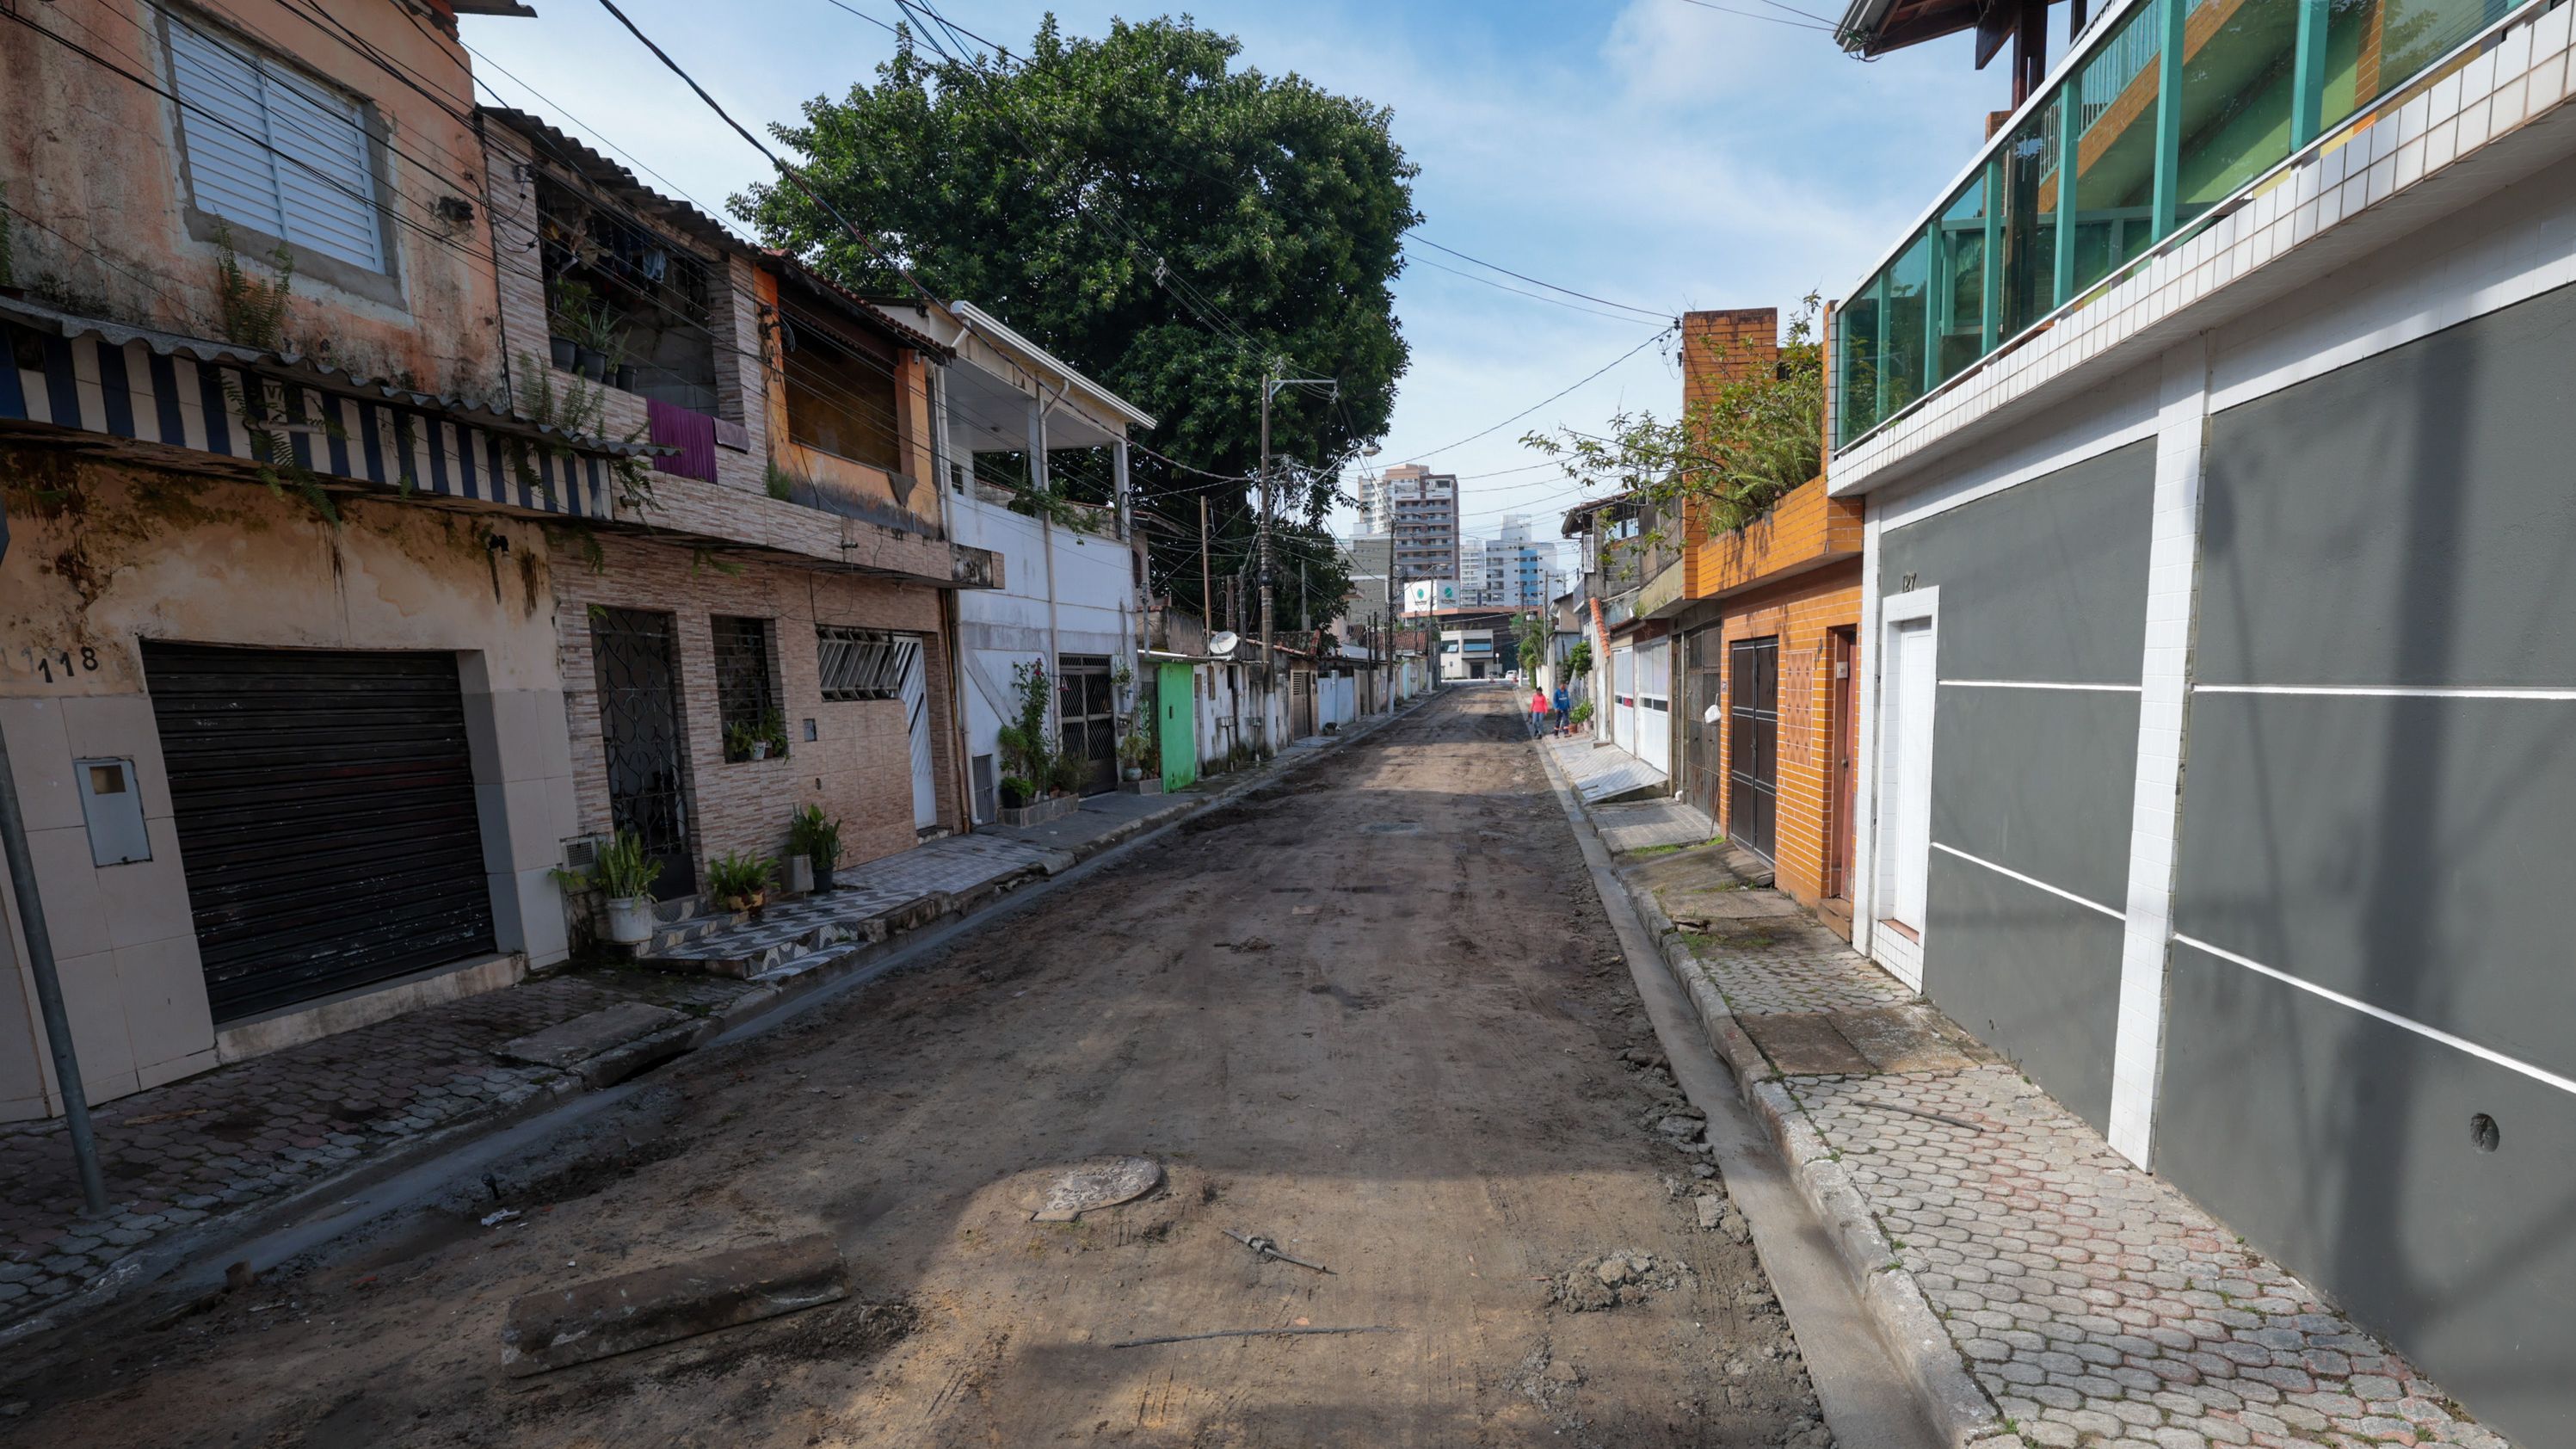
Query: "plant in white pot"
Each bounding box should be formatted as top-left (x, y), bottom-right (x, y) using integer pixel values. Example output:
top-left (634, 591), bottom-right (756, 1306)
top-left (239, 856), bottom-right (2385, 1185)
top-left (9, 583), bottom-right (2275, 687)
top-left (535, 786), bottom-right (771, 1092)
top-left (552, 829), bottom-right (661, 946)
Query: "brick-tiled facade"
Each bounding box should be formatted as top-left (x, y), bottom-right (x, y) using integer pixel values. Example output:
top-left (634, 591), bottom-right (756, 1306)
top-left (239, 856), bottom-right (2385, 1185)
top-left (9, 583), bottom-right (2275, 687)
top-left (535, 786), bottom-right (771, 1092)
top-left (1677, 311), bottom-right (1865, 931)
top-left (552, 533), bottom-right (959, 879)
top-left (1698, 566), bottom-right (1863, 921)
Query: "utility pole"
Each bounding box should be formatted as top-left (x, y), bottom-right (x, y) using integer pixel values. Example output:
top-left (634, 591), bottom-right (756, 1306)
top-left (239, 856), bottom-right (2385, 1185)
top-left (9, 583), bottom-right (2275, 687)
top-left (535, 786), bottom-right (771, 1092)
top-left (1199, 496), bottom-right (1213, 637)
top-left (1257, 363), bottom-right (1335, 693)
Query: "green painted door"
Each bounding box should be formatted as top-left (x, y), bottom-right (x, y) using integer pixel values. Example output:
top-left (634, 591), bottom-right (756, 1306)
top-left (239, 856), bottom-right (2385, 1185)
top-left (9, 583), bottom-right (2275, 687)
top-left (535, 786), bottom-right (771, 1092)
top-left (1157, 662), bottom-right (1198, 791)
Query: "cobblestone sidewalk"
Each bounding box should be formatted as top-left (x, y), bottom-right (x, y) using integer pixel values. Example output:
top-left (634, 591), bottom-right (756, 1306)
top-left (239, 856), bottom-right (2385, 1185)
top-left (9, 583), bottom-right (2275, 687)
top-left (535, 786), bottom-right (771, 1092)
top-left (1634, 874), bottom-right (2510, 1449)
top-left (0, 968), bottom-right (745, 1329)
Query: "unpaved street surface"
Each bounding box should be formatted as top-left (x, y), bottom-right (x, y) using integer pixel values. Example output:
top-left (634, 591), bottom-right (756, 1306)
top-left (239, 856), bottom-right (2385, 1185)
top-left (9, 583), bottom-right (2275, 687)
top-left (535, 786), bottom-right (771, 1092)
top-left (3, 688), bottom-right (1827, 1448)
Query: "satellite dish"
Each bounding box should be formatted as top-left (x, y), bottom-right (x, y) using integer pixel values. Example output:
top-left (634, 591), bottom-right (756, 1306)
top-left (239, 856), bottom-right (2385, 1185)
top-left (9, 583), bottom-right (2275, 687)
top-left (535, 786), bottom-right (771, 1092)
top-left (1208, 631), bottom-right (1241, 657)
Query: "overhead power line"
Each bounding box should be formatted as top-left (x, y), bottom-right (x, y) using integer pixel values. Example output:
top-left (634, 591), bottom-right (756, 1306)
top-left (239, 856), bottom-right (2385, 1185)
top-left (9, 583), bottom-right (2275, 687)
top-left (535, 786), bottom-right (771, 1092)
top-left (1672, 0), bottom-right (1842, 33)
top-left (1394, 326), bottom-right (1676, 466)
top-left (1404, 234), bottom-right (1673, 323)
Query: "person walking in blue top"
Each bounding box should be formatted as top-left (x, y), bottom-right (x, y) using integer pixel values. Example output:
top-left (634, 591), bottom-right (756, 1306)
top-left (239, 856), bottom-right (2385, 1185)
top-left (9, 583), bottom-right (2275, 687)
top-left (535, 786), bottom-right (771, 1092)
top-left (1551, 684), bottom-right (1571, 736)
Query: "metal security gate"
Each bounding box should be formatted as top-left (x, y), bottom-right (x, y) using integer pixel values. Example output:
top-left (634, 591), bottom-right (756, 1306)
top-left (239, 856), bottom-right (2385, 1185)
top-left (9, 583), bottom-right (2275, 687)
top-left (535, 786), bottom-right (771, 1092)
top-left (590, 608), bottom-right (696, 901)
top-left (1682, 628), bottom-right (1726, 824)
top-left (144, 643), bottom-right (496, 1022)
top-left (1729, 636), bottom-right (1779, 862)
top-left (1057, 654), bottom-right (1117, 796)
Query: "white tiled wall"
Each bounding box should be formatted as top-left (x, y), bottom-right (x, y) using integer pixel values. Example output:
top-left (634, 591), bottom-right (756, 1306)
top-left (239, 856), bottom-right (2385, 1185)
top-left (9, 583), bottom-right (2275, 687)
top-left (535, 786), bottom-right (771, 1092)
top-left (0, 695), bottom-right (217, 1119)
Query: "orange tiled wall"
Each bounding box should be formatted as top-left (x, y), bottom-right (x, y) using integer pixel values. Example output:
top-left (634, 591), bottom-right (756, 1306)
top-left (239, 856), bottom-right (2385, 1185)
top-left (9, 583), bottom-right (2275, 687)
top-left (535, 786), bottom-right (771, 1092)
top-left (1685, 474), bottom-right (1865, 600)
top-left (1703, 563), bottom-right (1864, 922)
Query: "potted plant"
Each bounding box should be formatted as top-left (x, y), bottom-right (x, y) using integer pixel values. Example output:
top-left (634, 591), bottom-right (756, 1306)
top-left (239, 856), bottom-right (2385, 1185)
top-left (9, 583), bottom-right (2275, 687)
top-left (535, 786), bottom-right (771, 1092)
top-left (1569, 700), bottom-right (1595, 735)
top-left (724, 720), bottom-right (767, 762)
top-left (568, 301), bottom-right (625, 383)
top-left (761, 711), bottom-right (792, 761)
top-left (999, 775), bottom-right (1035, 811)
top-left (545, 278), bottom-right (592, 372)
top-left (706, 850), bottom-right (773, 915)
top-left (788, 805), bottom-right (842, 892)
top-left (1049, 753), bottom-right (1088, 804)
top-left (550, 828), bottom-right (660, 946)
top-left (1118, 722), bottom-right (1159, 793)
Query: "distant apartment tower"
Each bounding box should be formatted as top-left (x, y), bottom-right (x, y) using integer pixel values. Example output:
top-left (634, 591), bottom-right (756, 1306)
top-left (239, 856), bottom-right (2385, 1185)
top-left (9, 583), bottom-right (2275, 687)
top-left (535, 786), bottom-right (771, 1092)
top-left (1481, 515), bottom-right (1552, 608)
top-left (1359, 463), bottom-right (1460, 586)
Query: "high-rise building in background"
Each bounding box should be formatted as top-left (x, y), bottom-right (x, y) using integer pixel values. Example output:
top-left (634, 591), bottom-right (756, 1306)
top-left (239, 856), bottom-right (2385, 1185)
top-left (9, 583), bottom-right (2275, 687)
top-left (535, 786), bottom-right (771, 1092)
top-left (1359, 464), bottom-right (1460, 587)
top-left (1479, 515), bottom-right (1552, 608)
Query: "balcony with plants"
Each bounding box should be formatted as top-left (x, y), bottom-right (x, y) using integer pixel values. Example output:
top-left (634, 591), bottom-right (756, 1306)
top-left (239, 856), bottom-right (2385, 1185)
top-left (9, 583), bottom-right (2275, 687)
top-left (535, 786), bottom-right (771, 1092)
top-left (1833, 0), bottom-right (2535, 452)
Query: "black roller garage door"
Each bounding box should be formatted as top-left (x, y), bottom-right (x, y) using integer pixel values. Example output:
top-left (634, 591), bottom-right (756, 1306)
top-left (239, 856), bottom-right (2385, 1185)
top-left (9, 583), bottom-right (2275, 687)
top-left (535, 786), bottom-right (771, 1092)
top-left (144, 643), bottom-right (496, 1021)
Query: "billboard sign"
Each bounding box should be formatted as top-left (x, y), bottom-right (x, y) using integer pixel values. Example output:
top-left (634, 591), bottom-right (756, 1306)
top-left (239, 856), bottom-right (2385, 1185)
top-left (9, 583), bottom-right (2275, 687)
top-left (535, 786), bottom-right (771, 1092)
top-left (1402, 578), bottom-right (1460, 614)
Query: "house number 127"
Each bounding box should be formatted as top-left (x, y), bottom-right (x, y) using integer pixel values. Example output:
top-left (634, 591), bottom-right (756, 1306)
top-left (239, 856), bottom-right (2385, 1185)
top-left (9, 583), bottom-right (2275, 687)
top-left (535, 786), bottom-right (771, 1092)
top-left (22, 647), bottom-right (100, 683)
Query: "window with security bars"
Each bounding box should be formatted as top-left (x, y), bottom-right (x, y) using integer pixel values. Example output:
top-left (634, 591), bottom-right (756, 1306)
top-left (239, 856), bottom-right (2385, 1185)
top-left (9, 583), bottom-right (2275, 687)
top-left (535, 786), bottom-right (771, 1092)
top-left (817, 626), bottom-right (916, 702)
top-left (712, 616), bottom-right (785, 761)
top-left (165, 15), bottom-right (388, 275)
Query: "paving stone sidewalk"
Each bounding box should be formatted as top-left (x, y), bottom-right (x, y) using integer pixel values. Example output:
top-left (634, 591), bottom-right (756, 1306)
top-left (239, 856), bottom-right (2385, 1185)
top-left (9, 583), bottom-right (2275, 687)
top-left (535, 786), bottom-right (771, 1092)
top-left (1541, 731), bottom-right (1669, 805)
top-left (0, 967), bottom-right (745, 1329)
top-left (1632, 872), bottom-right (2511, 1449)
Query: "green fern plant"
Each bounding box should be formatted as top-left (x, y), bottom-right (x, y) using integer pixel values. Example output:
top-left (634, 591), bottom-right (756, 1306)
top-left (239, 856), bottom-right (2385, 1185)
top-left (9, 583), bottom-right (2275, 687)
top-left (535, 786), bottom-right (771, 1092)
top-left (211, 225), bottom-right (293, 351)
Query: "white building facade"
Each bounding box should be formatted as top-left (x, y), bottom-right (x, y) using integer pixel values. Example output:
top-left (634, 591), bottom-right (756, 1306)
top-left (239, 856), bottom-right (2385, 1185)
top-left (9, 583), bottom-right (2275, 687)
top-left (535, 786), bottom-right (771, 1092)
top-left (885, 302), bottom-right (1156, 819)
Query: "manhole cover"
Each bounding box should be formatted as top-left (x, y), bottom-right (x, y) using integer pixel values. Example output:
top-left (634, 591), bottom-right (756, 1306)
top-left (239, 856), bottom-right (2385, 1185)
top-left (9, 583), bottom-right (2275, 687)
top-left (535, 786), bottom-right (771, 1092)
top-left (1361, 822), bottom-right (1425, 835)
top-left (1032, 1156), bottom-right (1162, 1222)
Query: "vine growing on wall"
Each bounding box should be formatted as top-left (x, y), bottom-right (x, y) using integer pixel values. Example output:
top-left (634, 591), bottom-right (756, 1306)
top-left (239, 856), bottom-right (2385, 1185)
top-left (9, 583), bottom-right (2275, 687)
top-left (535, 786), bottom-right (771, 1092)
top-left (508, 353), bottom-right (661, 516)
top-left (994, 659), bottom-right (1060, 795)
top-left (212, 227), bottom-right (294, 352)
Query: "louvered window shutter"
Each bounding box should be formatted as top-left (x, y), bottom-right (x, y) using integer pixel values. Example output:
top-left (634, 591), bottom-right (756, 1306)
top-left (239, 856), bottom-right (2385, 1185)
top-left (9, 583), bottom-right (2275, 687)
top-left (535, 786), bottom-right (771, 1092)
top-left (168, 19), bottom-right (385, 274)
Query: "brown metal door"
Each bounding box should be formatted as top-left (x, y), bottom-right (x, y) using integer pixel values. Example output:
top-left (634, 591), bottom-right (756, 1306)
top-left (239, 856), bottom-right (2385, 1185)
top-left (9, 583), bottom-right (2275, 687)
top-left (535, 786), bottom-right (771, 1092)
top-left (1682, 628), bottom-right (1726, 824)
top-left (1728, 636), bottom-right (1779, 862)
top-left (1826, 627), bottom-right (1858, 898)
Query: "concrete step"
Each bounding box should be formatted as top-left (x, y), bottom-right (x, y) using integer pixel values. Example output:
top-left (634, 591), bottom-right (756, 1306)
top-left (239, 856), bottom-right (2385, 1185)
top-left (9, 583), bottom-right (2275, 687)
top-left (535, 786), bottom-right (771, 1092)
top-left (639, 907), bottom-right (899, 978)
top-left (641, 910), bottom-right (746, 956)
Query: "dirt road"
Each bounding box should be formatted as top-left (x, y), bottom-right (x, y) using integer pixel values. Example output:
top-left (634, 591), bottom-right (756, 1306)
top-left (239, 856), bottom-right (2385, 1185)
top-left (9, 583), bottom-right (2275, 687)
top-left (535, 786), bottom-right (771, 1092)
top-left (3, 688), bottom-right (1828, 1448)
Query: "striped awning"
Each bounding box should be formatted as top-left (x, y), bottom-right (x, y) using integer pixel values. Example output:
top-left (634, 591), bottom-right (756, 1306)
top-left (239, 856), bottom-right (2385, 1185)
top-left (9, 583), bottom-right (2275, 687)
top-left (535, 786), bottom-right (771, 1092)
top-left (0, 300), bottom-right (645, 520)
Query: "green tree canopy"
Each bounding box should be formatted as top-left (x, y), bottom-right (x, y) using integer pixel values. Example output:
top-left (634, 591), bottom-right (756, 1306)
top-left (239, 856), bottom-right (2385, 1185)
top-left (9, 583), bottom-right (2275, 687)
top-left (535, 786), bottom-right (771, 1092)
top-left (734, 15), bottom-right (1417, 623)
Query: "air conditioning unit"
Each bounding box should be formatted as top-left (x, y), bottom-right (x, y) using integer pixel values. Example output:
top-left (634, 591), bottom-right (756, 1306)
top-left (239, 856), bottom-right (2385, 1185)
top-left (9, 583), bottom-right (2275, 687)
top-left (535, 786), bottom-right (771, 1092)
top-left (559, 833), bottom-right (613, 874)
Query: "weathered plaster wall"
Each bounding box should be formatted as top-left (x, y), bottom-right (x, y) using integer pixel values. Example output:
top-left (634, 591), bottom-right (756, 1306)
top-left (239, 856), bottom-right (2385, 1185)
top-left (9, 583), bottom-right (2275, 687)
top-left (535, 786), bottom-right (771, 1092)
top-left (0, 460), bottom-right (572, 1119)
top-left (0, 1), bottom-right (504, 398)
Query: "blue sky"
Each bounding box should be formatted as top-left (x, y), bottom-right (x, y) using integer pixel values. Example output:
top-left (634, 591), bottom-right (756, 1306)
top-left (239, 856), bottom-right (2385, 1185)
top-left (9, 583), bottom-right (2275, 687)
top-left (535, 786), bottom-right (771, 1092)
top-left (463, 0), bottom-right (2055, 553)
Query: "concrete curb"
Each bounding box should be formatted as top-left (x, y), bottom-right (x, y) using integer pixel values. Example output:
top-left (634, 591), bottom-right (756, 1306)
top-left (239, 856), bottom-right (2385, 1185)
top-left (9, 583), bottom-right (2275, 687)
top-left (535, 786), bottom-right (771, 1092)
top-left (0, 690), bottom-right (1445, 1346)
top-left (1536, 739), bottom-right (2006, 1449)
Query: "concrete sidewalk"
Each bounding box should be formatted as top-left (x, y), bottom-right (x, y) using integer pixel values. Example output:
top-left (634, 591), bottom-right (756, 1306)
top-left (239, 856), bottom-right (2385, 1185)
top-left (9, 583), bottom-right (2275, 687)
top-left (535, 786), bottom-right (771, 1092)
top-left (1564, 797), bottom-right (2513, 1448)
top-left (0, 699), bottom-right (1427, 1336)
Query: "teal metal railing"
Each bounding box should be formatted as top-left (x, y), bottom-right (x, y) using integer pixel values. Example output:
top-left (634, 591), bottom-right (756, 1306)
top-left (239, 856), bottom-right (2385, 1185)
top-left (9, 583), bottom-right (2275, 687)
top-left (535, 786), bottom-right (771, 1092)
top-left (1833, 0), bottom-right (2528, 449)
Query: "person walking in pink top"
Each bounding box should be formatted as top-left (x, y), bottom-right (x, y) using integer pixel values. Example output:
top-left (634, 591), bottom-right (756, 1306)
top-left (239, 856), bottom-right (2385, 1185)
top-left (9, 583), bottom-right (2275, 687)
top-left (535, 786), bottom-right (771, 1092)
top-left (1529, 687), bottom-right (1549, 735)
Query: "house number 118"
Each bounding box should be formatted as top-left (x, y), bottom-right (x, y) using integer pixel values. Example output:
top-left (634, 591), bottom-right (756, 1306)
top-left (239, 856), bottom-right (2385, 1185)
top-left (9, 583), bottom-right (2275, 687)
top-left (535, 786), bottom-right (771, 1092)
top-left (22, 647), bottom-right (100, 683)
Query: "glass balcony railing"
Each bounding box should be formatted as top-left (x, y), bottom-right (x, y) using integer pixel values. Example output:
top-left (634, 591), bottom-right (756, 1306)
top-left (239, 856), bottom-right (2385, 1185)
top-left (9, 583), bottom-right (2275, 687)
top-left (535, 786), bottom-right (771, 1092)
top-left (1834, 0), bottom-right (2529, 448)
